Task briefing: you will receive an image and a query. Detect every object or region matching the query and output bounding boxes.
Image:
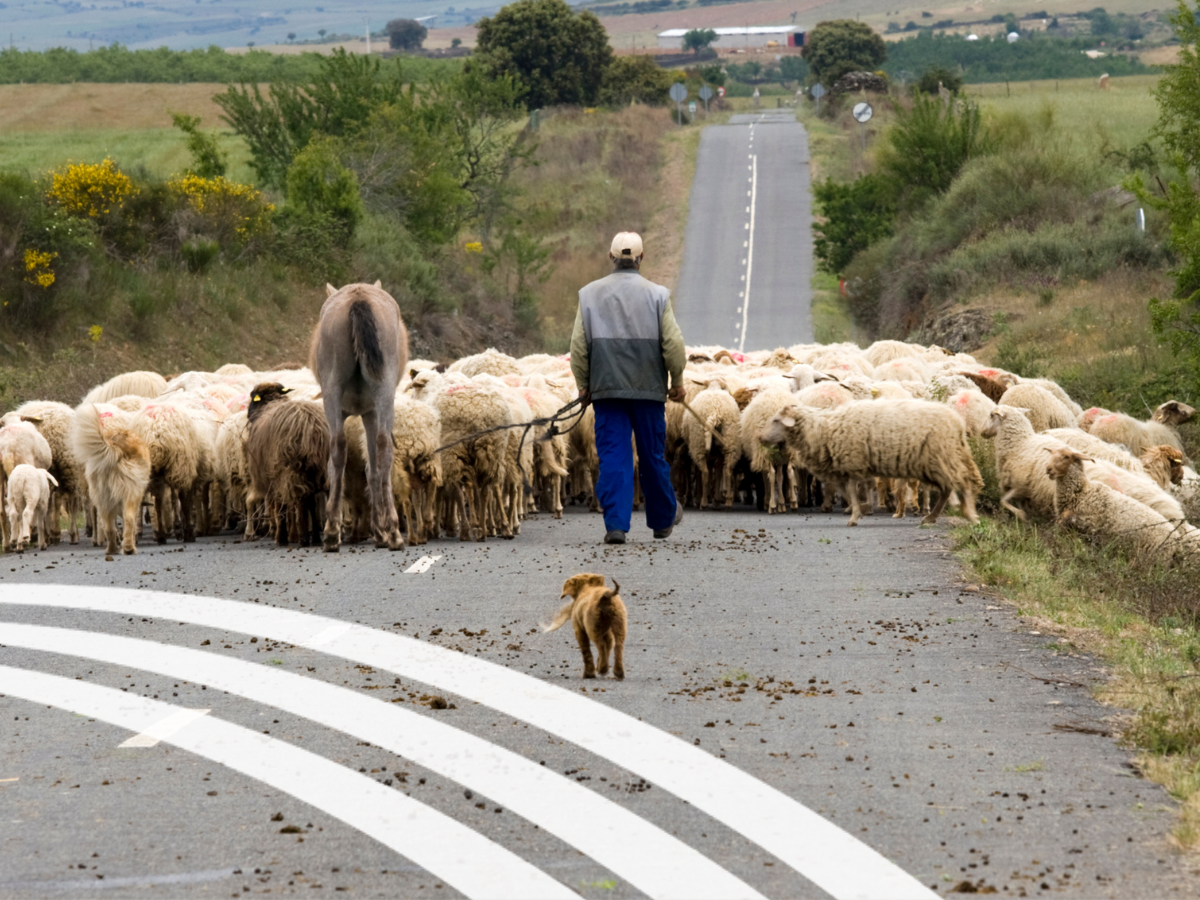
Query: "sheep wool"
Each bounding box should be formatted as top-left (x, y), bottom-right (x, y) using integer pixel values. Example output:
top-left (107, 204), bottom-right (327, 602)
top-left (997, 383), bottom-right (1077, 432)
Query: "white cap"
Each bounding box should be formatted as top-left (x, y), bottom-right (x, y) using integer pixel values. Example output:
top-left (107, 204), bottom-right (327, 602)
top-left (609, 232), bottom-right (643, 259)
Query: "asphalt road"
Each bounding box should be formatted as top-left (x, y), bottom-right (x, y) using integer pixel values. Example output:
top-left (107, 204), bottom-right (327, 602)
top-left (675, 111), bottom-right (815, 351)
top-left (0, 508), bottom-right (1192, 899)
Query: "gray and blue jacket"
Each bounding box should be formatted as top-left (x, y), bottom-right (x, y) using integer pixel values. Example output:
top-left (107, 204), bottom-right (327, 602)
top-left (570, 270), bottom-right (687, 402)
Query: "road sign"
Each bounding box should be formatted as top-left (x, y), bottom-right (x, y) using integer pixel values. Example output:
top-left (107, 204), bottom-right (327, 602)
top-left (698, 84), bottom-right (714, 113)
top-left (717, 85), bottom-right (726, 98)
top-left (669, 82), bottom-right (687, 127)
top-left (852, 102), bottom-right (873, 152)
top-left (810, 82), bottom-right (826, 113)
top-left (688, 101), bottom-right (696, 114)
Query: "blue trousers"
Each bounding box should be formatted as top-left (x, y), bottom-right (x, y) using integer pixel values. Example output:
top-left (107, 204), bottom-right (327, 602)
top-left (593, 399), bottom-right (678, 534)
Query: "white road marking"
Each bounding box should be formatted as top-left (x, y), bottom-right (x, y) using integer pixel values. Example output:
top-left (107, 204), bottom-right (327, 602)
top-left (1, 587), bottom-right (936, 900)
top-left (304, 623), bottom-right (354, 647)
top-left (2, 623), bottom-right (763, 900)
top-left (404, 555), bottom-right (442, 574)
top-left (738, 154), bottom-right (758, 353)
top-left (0, 665), bottom-right (575, 900)
top-left (118, 707), bottom-right (210, 747)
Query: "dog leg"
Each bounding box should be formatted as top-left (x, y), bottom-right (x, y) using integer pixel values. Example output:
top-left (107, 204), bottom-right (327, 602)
top-left (595, 632), bottom-right (610, 676)
top-left (573, 621), bottom-right (596, 679)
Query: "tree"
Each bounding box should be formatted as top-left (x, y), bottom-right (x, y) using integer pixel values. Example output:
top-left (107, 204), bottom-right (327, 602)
top-left (812, 173), bottom-right (896, 274)
top-left (171, 113), bottom-right (228, 178)
top-left (475, 0), bottom-right (613, 109)
top-left (1142, 1), bottom-right (1200, 387)
top-left (599, 55), bottom-right (673, 106)
top-left (915, 64), bottom-right (962, 94)
top-left (287, 32), bottom-right (296, 42)
top-left (319, 28), bottom-right (327, 39)
top-left (215, 49), bottom-right (405, 189)
top-left (285, 135), bottom-right (364, 245)
top-left (451, 37), bottom-right (463, 48)
top-left (682, 28), bottom-right (718, 55)
top-left (801, 19), bottom-right (887, 86)
top-left (386, 18), bottom-right (428, 50)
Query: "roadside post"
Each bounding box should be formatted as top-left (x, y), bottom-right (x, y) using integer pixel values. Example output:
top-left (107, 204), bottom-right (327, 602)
top-left (852, 101), bottom-right (873, 152)
top-left (699, 84), bottom-right (714, 114)
top-left (669, 82), bottom-right (688, 127)
top-left (810, 82), bottom-right (826, 113)
top-left (688, 100), bottom-right (697, 119)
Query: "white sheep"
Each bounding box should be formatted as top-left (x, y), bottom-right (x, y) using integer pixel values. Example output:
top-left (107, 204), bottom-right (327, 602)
top-left (71, 403), bottom-right (151, 555)
top-left (1046, 447), bottom-right (1190, 561)
top-left (449, 348), bottom-right (522, 379)
top-left (1089, 401), bottom-right (1196, 462)
top-left (997, 383), bottom-right (1077, 432)
top-left (81, 370), bottom-right (167, 405)
top-left (740, 388), bottom-right (800, 514)
top-left (0, 420), bottom-right (52, 550)
top-left (762, 399), bottom-right (982, 526)
top-left (4, 464), bottom-right (59, 551)
top-left (129, 399), bottom-right (207, 543)
top-left (1045, 428), bottom-right (1145, 473)
top-left (683, 384), bottom-right (742, 508)
top-left (6, 401), bottom-right (85, 545)
top-left (946, 389), bottom-right (997, 437)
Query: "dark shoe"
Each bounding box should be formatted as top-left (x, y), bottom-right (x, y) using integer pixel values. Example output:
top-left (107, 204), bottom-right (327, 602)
top-left (653, 503), bottom-right (684, 539)
top-left (604, 530), bottom-right (627, 545)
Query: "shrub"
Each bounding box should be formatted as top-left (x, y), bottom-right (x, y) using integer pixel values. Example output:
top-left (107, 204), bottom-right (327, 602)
top-left (284, 137), bottom-right (363, 246)
top-left (46, 158), bottom-right (135, 220)
top-left (169, 173), bottom-right (274, 252)
top-left (599, 55), bottom-right (673, 106)
top-left (171, 113), bottom-right (228, 178)
top-left (915, 65), bottom-right (962, 95)
top-left (802, 19), bottom-right (888, 87)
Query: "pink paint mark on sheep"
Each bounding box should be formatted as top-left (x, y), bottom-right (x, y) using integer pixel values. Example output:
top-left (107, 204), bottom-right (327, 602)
top-left (445, 384), bottom-right (478, 395)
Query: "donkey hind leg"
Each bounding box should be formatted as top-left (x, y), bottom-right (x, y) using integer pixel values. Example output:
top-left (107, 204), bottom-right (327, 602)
top-left (365, 408), bottom-right (403, 550)
top-left (322, 399), bottom-right (348, 553)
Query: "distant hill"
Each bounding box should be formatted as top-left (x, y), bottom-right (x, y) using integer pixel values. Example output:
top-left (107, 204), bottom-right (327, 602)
top-left (0, 0), bottom-right (494, 52)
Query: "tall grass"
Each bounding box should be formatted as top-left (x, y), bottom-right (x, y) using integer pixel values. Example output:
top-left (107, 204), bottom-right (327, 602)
top-left (511, 105), bottom-right (675, 349)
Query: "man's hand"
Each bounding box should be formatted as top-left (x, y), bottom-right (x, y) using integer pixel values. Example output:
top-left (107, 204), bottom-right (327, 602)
top-left (578, 388), bottom-right (591, 407)
top-left (668, 385), bottom-right (686, 403)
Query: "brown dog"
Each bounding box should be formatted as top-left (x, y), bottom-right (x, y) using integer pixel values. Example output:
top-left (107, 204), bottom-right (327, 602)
top-left (543, 573), bottom-right (627, 680)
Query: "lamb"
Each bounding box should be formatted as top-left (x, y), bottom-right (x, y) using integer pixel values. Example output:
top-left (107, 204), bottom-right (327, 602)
top-left (1089, 401), bottom-right (1196, 462)
top-left (81, 370), bottom-right (167, 405)
top-left (6, 401), bottom-right (85, 545)
top-left (0, 420), bottom-right (52, 549)
top-left (245, 383), bottom-right (330, 546)
top-left (1046, 447), bottom-right (1189, 561)
top-left (998, 383), bottom-right (1077, 432)
top-left (4, 464), bottom-right (59, 551)
top-left (71, 403), bottom-right (151, 555)
top-left (682, 384), bottom-right (742, 508)
top-left (762, 399), bottom-right (982, 526)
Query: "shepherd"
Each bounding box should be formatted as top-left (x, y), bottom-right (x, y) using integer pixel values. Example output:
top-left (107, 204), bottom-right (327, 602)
top-left (311, 281), bottom-right (408, 552)
top-left (571, 232), bottom-right (687, 544)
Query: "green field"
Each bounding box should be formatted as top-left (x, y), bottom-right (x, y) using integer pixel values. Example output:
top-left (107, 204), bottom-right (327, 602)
top-left (0, 128), bottom-right (254, 183)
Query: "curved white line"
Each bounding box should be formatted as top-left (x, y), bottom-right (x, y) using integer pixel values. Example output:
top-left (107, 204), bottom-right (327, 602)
top-left (0, 586), bottom-right (936, 900)
top-left (0, 622), bottom-right (763, 900)
top-left (0, 665), bottom-right (574, 900)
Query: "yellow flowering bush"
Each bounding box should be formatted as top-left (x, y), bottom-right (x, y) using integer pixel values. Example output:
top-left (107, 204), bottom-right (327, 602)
top-left (46, 159), bottom-right (134, 219)
top-left (464, 241), bottom-right (483, 253)
top-left (168, 174), bottom-right (274, 242)
top-left (23, 249), bottom-right (57, 288)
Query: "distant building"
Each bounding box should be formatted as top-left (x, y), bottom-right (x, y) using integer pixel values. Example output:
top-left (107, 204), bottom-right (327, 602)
top-left (656, 25), bottom-right (804, 50)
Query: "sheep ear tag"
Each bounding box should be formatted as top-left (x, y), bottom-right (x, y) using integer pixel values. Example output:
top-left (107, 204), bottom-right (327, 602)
top-left (253, 394), bottom-right (261, 402)
top-left (281, 387), bottom-right (291, 393)
top-left (781, 416), bottom-right (796, 428)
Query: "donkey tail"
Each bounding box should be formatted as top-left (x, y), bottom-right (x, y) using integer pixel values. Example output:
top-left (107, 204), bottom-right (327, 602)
top-left (348, 299), bottom-right (385, 382)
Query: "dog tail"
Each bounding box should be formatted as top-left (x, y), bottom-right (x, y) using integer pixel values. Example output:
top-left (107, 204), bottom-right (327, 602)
top-left (594, 580), bottom-right (620, 629)
top-left (540, 599), bottom-right (574, 633)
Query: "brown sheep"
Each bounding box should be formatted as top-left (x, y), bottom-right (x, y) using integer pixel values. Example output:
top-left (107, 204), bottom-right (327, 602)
top-left (956, 371), bottom-right (1017, 404)
top-left (246, 383), bottom-right (330, 547)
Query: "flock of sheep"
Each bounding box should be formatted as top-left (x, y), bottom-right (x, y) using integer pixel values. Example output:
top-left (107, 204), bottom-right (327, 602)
top-left (0, 338), bottom-right (1196, 561)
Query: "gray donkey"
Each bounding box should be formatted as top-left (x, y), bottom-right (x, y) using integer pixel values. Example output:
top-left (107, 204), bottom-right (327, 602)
top-left (310, 281), bottom-right (409, 552)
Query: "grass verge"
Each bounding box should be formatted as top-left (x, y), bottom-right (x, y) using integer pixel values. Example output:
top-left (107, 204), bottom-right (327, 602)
top-left (953, 517), bottom-right (1200, 847)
